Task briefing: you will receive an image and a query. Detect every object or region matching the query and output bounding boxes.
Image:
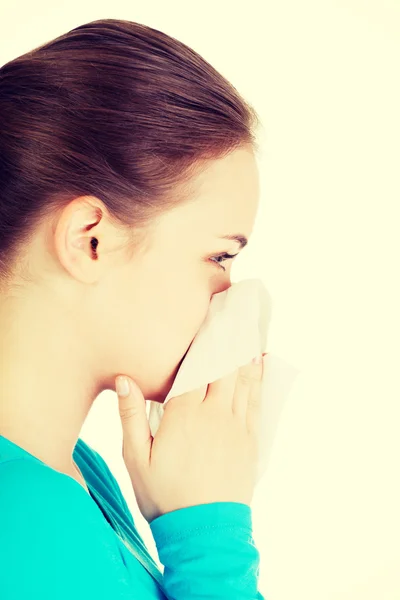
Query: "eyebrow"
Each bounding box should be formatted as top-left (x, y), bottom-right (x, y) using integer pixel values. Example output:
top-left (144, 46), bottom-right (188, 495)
top-left (218, 234), bottom-right (248, 249)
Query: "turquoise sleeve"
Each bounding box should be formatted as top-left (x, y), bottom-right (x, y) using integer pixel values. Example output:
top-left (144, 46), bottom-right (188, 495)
top-left (150, 502), bottom-right (265, 599)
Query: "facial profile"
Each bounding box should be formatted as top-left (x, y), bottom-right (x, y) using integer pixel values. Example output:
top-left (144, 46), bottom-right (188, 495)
top-left (48, 145), bottom-right (261, 404)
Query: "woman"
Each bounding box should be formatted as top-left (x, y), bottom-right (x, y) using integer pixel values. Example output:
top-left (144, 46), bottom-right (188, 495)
top-left (0, 18), bottom-right (265, 599)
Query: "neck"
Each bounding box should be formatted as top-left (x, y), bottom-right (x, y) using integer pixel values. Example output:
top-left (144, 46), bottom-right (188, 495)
top-left (0, 292), bottom-right (103, 475)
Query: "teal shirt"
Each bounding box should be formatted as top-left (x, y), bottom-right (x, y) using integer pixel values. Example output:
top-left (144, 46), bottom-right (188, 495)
top-left (0, 434), bottom-right (264, 599)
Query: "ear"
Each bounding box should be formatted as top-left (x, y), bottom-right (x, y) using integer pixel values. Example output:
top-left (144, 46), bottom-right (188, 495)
top-left (53, 196), bottom-right (108, 285)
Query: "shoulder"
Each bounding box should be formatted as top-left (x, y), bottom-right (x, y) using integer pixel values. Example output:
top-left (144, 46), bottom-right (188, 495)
top-left (0, 456), bottom-right (101, 532)
top-left (0, 457), bottom-right (133, 597)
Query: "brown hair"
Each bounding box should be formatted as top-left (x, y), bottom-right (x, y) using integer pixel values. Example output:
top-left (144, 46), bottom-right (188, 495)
top-left (0, 18), bottom-right (261, 291)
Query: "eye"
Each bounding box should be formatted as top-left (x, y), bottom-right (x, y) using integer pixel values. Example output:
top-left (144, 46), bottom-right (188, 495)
top-left (209, 252), bottom-right (239, 272)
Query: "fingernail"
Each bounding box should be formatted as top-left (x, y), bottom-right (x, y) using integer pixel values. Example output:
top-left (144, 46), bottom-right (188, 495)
top-left (116, 376), bottom-right (130, 397)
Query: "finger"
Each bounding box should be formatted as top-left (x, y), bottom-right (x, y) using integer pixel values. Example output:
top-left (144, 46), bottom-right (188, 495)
top-left (231, 356), bottom-right (263, 421)
top-left (203, 368), bottom-right (239, 411)
top-left (116, 375), bottom-right (152, 469)
top-left (246, 356), bottom-right (266, 436)
top-left (165, 382), bottom-right (209, 412)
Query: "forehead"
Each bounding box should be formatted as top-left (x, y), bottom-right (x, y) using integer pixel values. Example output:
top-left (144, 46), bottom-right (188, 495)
top-left (155, 147), bottom-right (260, 242)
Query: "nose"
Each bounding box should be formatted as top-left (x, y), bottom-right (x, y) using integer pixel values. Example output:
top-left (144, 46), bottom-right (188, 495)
top-left (211, 279), bottom-right (233, 299)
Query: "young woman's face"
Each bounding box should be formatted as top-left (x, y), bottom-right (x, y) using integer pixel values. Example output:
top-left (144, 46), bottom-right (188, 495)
top-left (88, 146), bottom-right (260, 403)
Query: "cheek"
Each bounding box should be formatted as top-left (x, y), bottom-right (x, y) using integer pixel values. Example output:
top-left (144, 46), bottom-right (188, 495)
top-left (123, 283), bottom-right (212, 402)
top-left (154, 260), bottom-right (214, 331)
top-left (105, 256), bottom-right (216, 395)
top-left (156, 280), bottom-right (212, 346)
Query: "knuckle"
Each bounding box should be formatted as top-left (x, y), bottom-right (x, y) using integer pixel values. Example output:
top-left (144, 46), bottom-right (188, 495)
top-left (119, 406), bottom-right (140, 421)
top-left (248, 383), bottom-right (262, 408)
top-left (237, 370), bottom-right (253, 386)
top-left (165, 395), bottom-right (185, 412)
top-left (247, 393), bottom-right (260, 410)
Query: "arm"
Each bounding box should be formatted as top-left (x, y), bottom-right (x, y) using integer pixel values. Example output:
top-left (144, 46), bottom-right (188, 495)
top-left (150, 501), bottom-right (265, 600)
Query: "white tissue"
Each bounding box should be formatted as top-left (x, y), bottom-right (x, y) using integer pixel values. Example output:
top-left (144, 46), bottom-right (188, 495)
top-left (147, 278), bottom-right (300, 485)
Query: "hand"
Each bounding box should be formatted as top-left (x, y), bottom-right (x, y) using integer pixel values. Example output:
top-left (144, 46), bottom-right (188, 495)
top-left (116, 354), bottom-right (266, 523)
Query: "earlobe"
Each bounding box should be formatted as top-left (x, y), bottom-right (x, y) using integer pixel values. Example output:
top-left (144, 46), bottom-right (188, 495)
top-left (58, 232), bottom-right (101, 285)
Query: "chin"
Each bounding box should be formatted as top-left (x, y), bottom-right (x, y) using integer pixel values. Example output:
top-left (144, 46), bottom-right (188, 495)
top-left (147, 357), bottom-right (184, 404)
top-left (144, 341), bottom-right (193, 404)
top-left (148, 396), bottom-right (166, 404)
top-left (143, 373), bottom-right (172, 404)
top-left (147, 394), bottom-right (167, 404)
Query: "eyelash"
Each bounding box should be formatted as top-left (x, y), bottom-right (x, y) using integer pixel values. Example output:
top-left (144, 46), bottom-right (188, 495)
top-left (209, 252), bottom-right (239, 272)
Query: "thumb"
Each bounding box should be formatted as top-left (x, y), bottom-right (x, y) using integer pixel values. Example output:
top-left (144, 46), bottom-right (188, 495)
top-left (115, 375), bottom-right (152, 468)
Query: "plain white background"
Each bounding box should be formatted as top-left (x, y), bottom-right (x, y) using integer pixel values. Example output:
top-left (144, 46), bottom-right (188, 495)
top-left (1, 2), bottom-right (399, 598)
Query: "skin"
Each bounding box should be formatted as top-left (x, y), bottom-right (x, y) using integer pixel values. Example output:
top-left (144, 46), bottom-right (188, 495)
top-left (0, 146), bottom-right (260, 487)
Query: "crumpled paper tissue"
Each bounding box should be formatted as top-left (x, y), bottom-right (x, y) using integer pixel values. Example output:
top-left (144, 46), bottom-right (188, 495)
top-left (147, 278), bottom-right (300, 485)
